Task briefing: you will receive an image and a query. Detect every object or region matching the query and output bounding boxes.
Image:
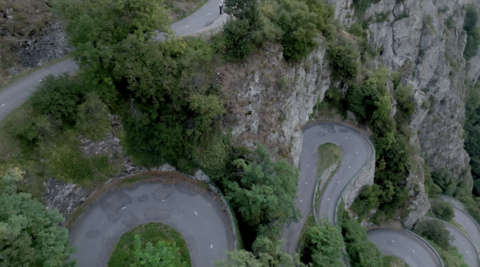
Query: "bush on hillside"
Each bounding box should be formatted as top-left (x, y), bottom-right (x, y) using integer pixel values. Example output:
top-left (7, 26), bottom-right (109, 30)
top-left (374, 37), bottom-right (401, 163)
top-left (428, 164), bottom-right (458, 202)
top-left (327, 45), bottom-right (360, 81)
top-left (76, 92), bottom-right (110, 140)
top-left (431, 201), bottom-right (455, 221)
top-left (30, 73), bottom-right (86, 128)
top-left (414, 220), bottom-right (453, 250)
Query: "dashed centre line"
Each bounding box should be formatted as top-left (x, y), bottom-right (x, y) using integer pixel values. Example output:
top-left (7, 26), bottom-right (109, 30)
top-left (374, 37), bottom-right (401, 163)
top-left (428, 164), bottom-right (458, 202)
top-left (1, 103), bottom-right (5, 107)
top-left (194, 211), bottom-right (198, 215)
top-left (211, 244), bottom-right (213, 249)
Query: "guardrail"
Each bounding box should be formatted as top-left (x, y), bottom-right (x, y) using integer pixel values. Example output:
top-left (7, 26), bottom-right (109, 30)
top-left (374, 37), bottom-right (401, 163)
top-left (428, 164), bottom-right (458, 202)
top-left (207, 181), bottom-right (238, 250)
top-left (333, 133), bottom-right (375, 225)
top-left (438, 195), bottom-right (480, 252)
top-left (403, 228), bottom-right (445, 267)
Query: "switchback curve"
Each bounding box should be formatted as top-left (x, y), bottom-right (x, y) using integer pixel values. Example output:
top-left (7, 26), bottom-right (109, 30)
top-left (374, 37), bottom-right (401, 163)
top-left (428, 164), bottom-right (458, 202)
top-left (284, 122), bottom-right (443, 266)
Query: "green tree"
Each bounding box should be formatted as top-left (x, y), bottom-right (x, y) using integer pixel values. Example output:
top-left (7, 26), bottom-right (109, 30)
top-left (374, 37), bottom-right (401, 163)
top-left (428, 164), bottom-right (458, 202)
top-left (76, 92), bottom-right (110, 140)
top-left (414, 220), bottom-right (453, 250)
top-left (303, 219), bottom-right (345, 267)
top-left (327, 45), bottom-right (360, 81)
top-left (130, 234), bottom-right (186, 267)
top-left (463, 4), bottom-right (480, 60)
top-left (30, 73), bottom-right (85, 127)
top-left (225, 144), bottom-right (301, 229)
top-left (431, 201), bottom-right (454, 221)
top-left (275, 0), bottom-right (318, 61)
top-left (215, 250), bottom-right (263, 267)
top-left (252, 236), bottom-right (296, 267)
top-left (348, 240), bottom-right (383, 267)
top-left (0, 168), bottom-right (76, 267)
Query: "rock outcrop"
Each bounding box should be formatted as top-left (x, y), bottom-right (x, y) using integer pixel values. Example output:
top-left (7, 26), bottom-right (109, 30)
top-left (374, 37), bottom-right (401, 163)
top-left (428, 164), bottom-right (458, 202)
top-left (326, 0), bottom-right (480, 227)
top-left (219, 41), bottom-right (331, 167)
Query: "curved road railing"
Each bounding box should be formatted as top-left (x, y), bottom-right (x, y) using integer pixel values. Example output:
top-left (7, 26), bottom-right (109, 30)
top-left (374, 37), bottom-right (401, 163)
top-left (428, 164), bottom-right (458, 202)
top-left (305, 122), bottom-right (444, 267)
top-left (207, 181), bottom-right (238, 250)
top-left (424, 216), bottom-right (479, 267)
top-left (438, 195), bottom-right (480, 249)
top-left (312, 169), bottom-right (326, 222)
top-left (333, 133), bottom-right (375, 225)
top-left (403, 230), bottom-right (445, 267)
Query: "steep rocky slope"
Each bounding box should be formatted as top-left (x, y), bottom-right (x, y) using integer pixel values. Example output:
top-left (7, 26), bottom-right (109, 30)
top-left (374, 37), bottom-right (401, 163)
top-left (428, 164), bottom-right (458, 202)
top-left (221, 0), bottom-right (480, 227)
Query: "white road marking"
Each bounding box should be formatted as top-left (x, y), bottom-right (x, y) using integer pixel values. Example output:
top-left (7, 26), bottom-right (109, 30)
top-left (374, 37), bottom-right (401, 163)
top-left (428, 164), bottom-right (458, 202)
top-left (467, 251), bottom-right (469, 253)
top-left (39, 80), bottom-right (42, 82)
top-left (349, 166), bottom-right (351, 168)
top-left (337, 181), bottom-right (340, 183)
top-left (412, 250), bottom-right (415, 253)
top-left (392, 240), bottom-right (394, 243)
top-left (208, 203), bottom-right (211, 206)
top-left (186, 25), bottom-right (189, 27)
top-left (345, 137), bottom-right (348, 139)
top-left (307, 165), bottom-right (309, 167)
top-left (209, 13), bottom-right (211, 15)
top-left (1, 103), bottom-right (4, 107)
top-left (468, 222), bottom-right (470, 225)
top-left (305, 182), bottom-right (307, 184)
top-left (309, 136), bottom-right (311, 138)
top-left (356, 151), bottom-right (358, 153)
top-left (300, 200), bottom-right (303, 203)
top-left (327, 198), bottom-right (330, 201)
top-left (162, 199), bottom-right (165, 201)
top-left (195, 211), bottom-right (198, 215)
top-left (305, 149), bottom-right (307, 151)
top-left (121, 207), bottom-right (126, 209)
top-left (211, 244), bottom-right (213, 249)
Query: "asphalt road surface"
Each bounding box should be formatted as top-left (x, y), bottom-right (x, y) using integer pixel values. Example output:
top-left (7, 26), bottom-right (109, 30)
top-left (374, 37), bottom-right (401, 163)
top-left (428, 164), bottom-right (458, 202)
top-left (0, 2), bottom-right (224, 122)
top-left (440, 195), bottom-right (480, 250)
top-left (368, 229), bottom-right (443, 267)
top-left (283, 122), bottom-right (442, 266)
top-left (441, 220), bottom-right (480, 267)
top-left (69, 182), bottom-right (233, 267)
top-left (282, 123), bottom-right (372, 253)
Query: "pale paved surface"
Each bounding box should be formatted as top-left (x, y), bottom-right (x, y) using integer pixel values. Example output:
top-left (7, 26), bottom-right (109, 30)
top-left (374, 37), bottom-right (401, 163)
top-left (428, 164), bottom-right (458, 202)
top-left (0, 1), bottom-right (225, 122)
top-left (368, 229), bottom-right (442, 267)
top-left (282, 123), bottom-right (371, 253)
top-left (440, 195), bottom-right (480, 250)
top-left (283, 122), bottom-right (442, 267)
top-left (442, 221), bottom-right (480, 267)
top-left (69, 182), bottom-right (233, 267)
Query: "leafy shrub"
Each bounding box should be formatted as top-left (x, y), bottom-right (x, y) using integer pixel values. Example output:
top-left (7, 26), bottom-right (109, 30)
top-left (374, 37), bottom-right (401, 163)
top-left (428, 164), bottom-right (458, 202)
top-left (340, 212), bottom-right (383, 267)
top-left (191, 130), bottom-right (232, 178)
top-left (431, 201), bottom-right (454, 221)
top-left (431, 168), bottom-right (460, 196)
top-left (464, 4), bottom-right (480, 60)
top-left (414, 220), bottom-right (453, 250)
top-left (274, 0), bottom-right (318, 61)
top-left (222, 18), bottom-right (264, 60)
top-left (327, 45), bottom-right (360, 81)
top-left (76, 92), bottom-right (110, 140)
top-left (224, 144), bottom-right (301, 229)
top-left (351, 184), bottom-right (381, 217)
top-left (30, 73), bottom-right (85, 127)
top-left (0, 169), bottom-right (76, 267)
top-left (302, 219), bottom-right (345, 266)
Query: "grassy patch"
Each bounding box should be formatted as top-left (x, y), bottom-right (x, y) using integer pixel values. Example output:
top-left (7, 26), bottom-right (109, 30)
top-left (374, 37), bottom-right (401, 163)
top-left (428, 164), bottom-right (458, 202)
top-left (108, 222), bottom-right (191, 267)
top-left (316, 143), bottom-right (343, 177)
top-left (298, 215), bottom-right (315, 255)
top-left (382, 255), bottom-right (410, 267)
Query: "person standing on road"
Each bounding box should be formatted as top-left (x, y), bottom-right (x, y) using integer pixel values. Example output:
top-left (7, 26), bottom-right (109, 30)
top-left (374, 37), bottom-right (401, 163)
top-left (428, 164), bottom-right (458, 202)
top-left (219, 1), bottom-right (223, 14)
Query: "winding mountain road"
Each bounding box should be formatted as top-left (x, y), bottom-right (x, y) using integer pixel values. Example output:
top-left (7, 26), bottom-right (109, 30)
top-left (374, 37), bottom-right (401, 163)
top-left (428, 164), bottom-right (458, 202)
top-left (284, 122), bottom-right (443, 266)
top-left (69, 182), bottom-right (233, 267)
top-left (0, 4), bottom-right (226, 121)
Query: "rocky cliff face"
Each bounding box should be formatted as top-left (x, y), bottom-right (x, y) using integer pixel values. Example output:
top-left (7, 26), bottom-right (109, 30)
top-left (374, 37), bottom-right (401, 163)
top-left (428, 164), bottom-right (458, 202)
top-left (324, 0), bottom-right (480, 226)
top-left (219, 41), bottom-right (331, 167)
top-left (0, 1), bottom-right (71, 84)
